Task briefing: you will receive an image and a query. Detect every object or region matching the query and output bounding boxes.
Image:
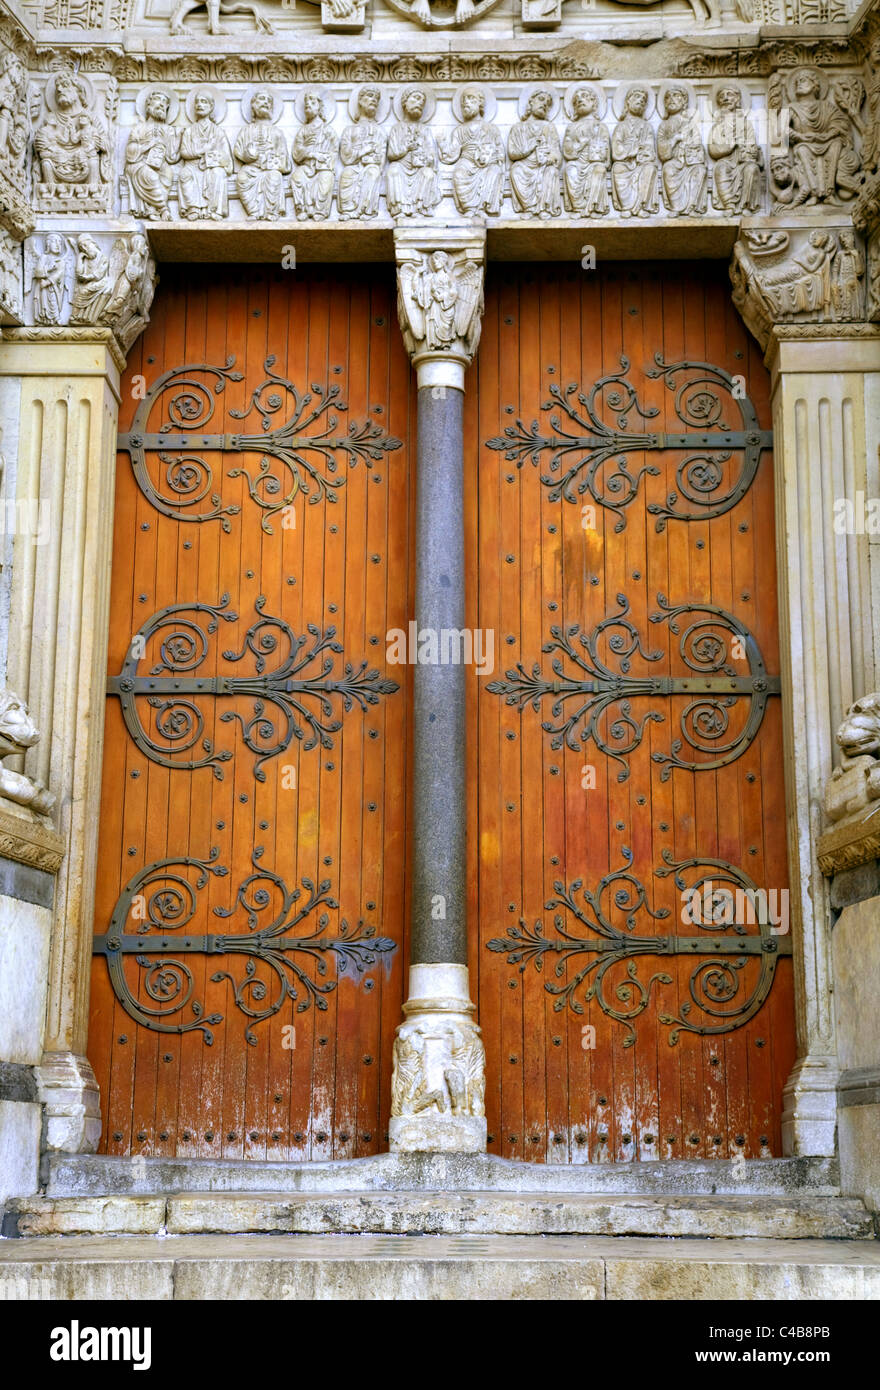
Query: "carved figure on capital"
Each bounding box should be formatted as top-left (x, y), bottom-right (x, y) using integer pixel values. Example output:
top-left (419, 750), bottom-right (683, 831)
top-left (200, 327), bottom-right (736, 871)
top-left (508, 86), bottom-right (563, 220)
top-left (562, 85), bottom-right (611, 217)
top-left (338, 86), bottom-right (388, 221)
top-left (731, 228), bottom-right (866, 346)
top-left (25, 232), bottom-right (71, 325)
top-left (440, 86), bottom-right (504, 218)
top-left (769, 67), bottom-right (863, 211)
top-left (391, 1018), bottom-right (486, 1120)
top-left (33, 70), bottom-right (111, 210)
top-left (179, 89), bottom-right (234, 222)
top-left (291, 90), bottom-right (338, 221)
top-left (0, 689), bottom-right (55, 817)
top-left (234, 88), bottom-right (290, 221)
top-left (70, 233), bottom-right (113, 323)
top-left (386, 87), bottom-right (440, 219)
top-left (708, 84), bottom-right (762, 214)
top-left (658, 84), bottom-right (708, 217)
top-left (397, 248), bottom-right (483, 363)
top-left (825, 695), bottom-right (880, 825)
top-left (125, 88), bottom-right (181, 222)
top-left (611, 85), bottom-right (659, 219)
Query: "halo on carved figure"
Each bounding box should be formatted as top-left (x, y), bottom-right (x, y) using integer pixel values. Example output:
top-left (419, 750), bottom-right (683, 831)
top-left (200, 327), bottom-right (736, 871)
top-left (657, 81), bottom-right (696, 117)
top-left (135, 86), bottom-right (181, 125)
top-left (392, 84), bottom-right (437, 123)
top-left (241, 86), bottom-right (284, 125)
top-left (383, 0), bottom-right (506, 30)
top-left (787, 65), bottom-right (829, 100)
top-left (44, 68), bottom-right (96, 115)
top-left (451, 83), bottom-right (498, 124)
top-left (563, 83), bottom-right (607, 122)
top-left (517, 84), bottom-right (561, 121)
top-left (612, 82), bottom-right (655, 121)
top-left (348, 84), bottom-right (392, 124)
top-left (710, 79), bottom-right (753, 114)
top-left (293, 88), bottom-right (337, 124)
top-left (184, 87), bottom-right (228, 124)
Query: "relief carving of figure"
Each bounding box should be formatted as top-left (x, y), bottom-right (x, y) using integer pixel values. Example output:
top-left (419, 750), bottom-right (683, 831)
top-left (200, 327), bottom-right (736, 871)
top-left (27, 233), bottom-right (71, 325)
top-left (440, 86), bottom-right (504, 218)
top-left (397, 249), bottom-right (483, 364)
top-left (104, 234), bottom-right (156, 351)
top-left (0, 52), bottom-right (28, 178)
top-left (707, 85), bottom-right (763, 214)
top-left (70, 232), bottom-right (113, 323)
top-left (777, 67), bottom-right (863, 209)
top-left (508, 87), bottom-right (563, 220)
top-left (657, 84), bottom-right (708, 217)
top-left (611, 84), bottom-right (659, 219)
top-left (390, 1019), bottom-right (486, 1119)
top-left (125, 88), bottom-right (181, 222)
top-left (0, 227), bottom-right (22, 319)
top-left (562, 85), bottom-right (611, 217)
top-left (290, 90), bottom-right (338, 221)
top-left (234, 87), bottom-right (290, 221)
top-left (337, 86), bottom-right (388, 221)
top-left (179, 90), bottom-right (234, 222)
top-left (386, 86), bottom-right (440, 219)
top-left (832, 229), bottom-right (865, 321)
top-left (34, 70), bottom-right (110, 201)
top-left (731, 228), bottom-right (856, 345)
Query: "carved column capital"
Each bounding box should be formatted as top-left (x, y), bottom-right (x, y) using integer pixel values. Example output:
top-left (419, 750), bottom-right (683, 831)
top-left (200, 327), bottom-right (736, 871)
top-left (393, 223), bottom-right (486, 391)
top-left (730, 219), bottom-right (871, 355)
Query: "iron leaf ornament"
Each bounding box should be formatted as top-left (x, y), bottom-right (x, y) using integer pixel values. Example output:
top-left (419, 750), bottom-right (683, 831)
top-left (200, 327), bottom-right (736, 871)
top-left (485, 355), bottom-right (772, 531)
top-left (486, 848), bottom-right (792, 1046)
top-left (486, 593), bottom-right (780, 780)
top-left (107, 594), bottom-right (399, 778)
top-left (93, 848), bottom-right (397, 1046)
top-left (118, 356), bottom-right (402, 532)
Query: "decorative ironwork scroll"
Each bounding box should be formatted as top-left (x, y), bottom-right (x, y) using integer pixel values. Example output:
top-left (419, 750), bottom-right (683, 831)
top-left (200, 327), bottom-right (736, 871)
top-left (118, 356), bottom-right (403, 532)
top-left (487, 849), bottom-right (792, 1046)
top-left (92, 849), bottom-right (397, 1045)
top-left (485, 355), bottom-right (773, 531)
top-left (107, 594), bottom-right (399, 779)
top-left (486, 593), bottom-right (780, 781)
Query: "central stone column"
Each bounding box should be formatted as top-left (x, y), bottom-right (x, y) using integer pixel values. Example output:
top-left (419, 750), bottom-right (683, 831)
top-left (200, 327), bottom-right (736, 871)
top-left (389, 225), bottom-right (487, 1153)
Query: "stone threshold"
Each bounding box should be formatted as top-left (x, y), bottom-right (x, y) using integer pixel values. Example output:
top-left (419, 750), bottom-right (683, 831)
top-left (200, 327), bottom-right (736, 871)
top-left (2, 1233), bottom-right (879, 1300)
top-left (44, 1151), bottom-right (840, 1198)
top-left (3, 1190), bottom-right (875, 1241)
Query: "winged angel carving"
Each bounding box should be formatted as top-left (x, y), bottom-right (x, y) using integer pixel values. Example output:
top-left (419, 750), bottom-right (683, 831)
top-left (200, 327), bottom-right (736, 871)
top-left (397, 251), bottom-right (483, 364)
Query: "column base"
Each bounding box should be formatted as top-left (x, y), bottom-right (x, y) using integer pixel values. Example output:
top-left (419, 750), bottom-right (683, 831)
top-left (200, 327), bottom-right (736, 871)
top-left (36, 1052), bottom-right (101, 1154)
top-left (781, 1054), bottom-right (839, 1157)
top-left (389, 963), bottom-right (487, 1155)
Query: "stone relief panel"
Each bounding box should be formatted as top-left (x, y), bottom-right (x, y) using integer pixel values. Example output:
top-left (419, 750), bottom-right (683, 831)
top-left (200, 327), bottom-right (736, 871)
top-left (21, 72), bottom-right (877, 227)
top-left (0, 47), bottom-right (31, 238)
top-left (22, 230), bottom-right (156, 350)
top-left (0, 222), bottom-right (22, 320)
top-left (32, 68), bottom-right (115, 215)
top-left (730, 223), bottom-right (867, 348)
top-left (391, 1016), bottom-right (486, 1120)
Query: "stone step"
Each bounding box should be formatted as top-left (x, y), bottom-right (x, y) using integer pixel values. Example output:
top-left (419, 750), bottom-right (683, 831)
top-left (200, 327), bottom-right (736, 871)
top-left (1, 1232), bottom-right (879, 1300)
top-left (44, 1151), bottom-right (840, 1198)
top-left (4, 1190), bottom-right (875, 1240)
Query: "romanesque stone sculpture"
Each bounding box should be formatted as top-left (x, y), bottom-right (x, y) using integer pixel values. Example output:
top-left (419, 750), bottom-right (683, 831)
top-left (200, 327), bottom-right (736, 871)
top-left (386, 86), bottom-right (440, 219)
top-left (562, 85), bottom-right (611, 217)
top-left (0, 226), bottom-right (22, 320)
top-left (337, 86), bottom-right (388, 221)
top-left (0, 689), bottom-right (55, 816)
top-left (390, 1018), bottom-right (486, 1121)
top-left (440, 86), bottom-right (504, 218)
top-left (179, 90), bottom-right (234, 222)
top-left (508, 87), bottom-right (563, 220)
top-left (833, 230), bottom-right (866, 321)
top-left (772, 67), bottom-right (863, 210)
top-left (397, 248), bottom-right (484, 364)
top-left (169, 0), bottom-right (273, 34)
top-left (731, 228), bottom-right (865, 347)
top-left (33, 69), bottom-right (110, 209)
top-left (658, 84), bottom-right (708, 217)
top-left (70, 233), bottom-right (113, 323)
top-left (124, 88), bottom-right (181, 222)
top-left (68, 233), bottom-right (156, 350)
top-left (611, 84), bottom-right (659, 219)
top-left (234, 87), bottom-right (290, 220)
top-left (27, 232), bottom-right (70, 325)
top-left (708, 85), bottom-right (763, 214)
top-left (290, 90), bottom-right (338, 220)
top-left (0, 51), bottom-right (27, 181)
top-left (825, 695), bottom-right (880, 825)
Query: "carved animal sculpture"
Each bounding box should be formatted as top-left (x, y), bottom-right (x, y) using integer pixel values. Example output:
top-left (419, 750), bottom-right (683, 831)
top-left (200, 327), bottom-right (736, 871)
top-left (606, 0), bottom-right (720, 24)
top-left (169, 0), bottom-right (273, 34)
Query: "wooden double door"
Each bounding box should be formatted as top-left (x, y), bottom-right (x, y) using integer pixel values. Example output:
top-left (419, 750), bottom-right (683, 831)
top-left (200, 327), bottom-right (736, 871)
top-left (89, 260), bottom-right (795, 1162)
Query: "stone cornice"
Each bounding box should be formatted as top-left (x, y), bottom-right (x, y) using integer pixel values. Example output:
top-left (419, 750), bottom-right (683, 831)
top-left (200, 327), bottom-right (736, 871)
top-left (0, 799), bottom-right (64, 875)
top-left (1, 324), bottom-right (129, 370)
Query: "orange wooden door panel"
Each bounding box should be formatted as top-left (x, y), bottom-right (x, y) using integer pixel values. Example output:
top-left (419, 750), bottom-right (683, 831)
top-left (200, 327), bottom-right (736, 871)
top-left (88, 265), bottom-right (416, 1160)
top-left (466, 261), bottom-right (795, 1164)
